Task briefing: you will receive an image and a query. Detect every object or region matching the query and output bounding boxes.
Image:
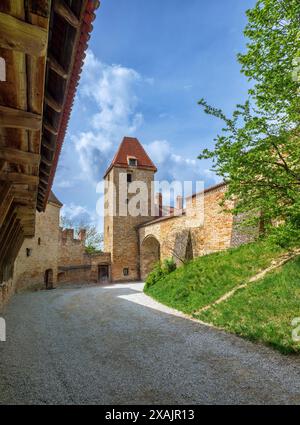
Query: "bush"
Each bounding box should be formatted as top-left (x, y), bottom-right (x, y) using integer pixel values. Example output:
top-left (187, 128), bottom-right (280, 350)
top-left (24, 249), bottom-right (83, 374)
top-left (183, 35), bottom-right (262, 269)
top-left (144, 258), bottom-right (177, 289)
top-left (162, 258), bottom-right (177, 274)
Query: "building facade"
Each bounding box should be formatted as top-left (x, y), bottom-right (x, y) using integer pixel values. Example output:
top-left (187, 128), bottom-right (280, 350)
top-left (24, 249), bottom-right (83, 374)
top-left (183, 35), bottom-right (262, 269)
top-left (1, 136), bottom-right (257, 309)
top-left (104, 137), bottom-right (258, 282)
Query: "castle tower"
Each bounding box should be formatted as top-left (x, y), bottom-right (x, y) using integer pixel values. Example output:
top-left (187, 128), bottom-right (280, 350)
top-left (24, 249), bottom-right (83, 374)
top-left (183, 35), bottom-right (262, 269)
top-left (103, 137), bottom-right (157, 281)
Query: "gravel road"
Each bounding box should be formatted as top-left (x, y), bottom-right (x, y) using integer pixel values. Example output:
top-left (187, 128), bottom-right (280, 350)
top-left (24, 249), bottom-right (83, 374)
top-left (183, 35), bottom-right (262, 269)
top-left (0, 282), bottom-right (299, 405)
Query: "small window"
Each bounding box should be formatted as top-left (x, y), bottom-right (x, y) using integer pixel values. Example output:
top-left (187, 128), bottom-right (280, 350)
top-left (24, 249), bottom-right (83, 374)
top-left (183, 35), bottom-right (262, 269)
top-left (38, 237), bottom-right (41, 245)
top-left (127, 173), bottom-right (132, 183)
top-left (107, 226), bottom-right (109, 234)
top-left (26, 248), bottom-right (32, 257)
top-left (128, 158), bottom-right (137, 167)
top-left (123, 268), bottom-right (129, 276)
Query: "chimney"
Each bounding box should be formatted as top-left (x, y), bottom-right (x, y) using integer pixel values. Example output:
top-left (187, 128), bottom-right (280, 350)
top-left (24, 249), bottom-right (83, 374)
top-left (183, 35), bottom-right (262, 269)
top-left (176, 195), bottom-right (183, 211)
top-left (155, 192), bottom-right (162, 217)
top-left (78, 229), bottom-right (86, 242)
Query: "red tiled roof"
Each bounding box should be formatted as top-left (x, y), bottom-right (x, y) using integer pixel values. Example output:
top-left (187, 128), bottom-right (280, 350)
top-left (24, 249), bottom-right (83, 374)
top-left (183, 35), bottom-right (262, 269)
top-left (186, 181), bottom-right (226, 200)
top-left (44, 0), bottom-right (100, 209)
top-left (104, 137), bottom-right (157, 177)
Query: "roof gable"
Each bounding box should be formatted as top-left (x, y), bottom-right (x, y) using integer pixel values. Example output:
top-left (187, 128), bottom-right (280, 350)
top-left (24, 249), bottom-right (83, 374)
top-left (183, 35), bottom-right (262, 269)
top-left (104, 137), bottom-right (157, 177)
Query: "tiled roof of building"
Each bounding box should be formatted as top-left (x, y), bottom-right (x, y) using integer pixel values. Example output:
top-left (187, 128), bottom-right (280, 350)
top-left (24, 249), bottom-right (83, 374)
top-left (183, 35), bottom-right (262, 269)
top-left (104, 137), bottom-right (157, 177)
top-left (44, 0), bottom-right (100, 209)
top-left (48, 191), bottom-right (63, 207)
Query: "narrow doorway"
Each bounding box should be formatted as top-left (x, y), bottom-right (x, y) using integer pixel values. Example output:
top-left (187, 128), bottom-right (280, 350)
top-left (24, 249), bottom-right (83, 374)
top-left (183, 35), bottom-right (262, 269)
top-left (45, 269), bottom-right (53, 290)
top-left (98, 265), bottom-right (109, 283)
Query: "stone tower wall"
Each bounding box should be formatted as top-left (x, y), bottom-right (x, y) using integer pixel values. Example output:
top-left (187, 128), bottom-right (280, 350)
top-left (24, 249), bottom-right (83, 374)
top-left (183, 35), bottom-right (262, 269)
top-left (104, 166), bottom-right (155, 282)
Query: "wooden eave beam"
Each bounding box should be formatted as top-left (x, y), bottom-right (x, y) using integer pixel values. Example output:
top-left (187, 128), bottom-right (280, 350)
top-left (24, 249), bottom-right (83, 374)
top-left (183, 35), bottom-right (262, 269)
top-left (0, 215), bottom-right (19, 262)
top-left (0, 147), bottom-right (40, 165)
top-left (0, 221), bottom-right (22, 268)
top-left (0, 184), bottom-right (13, 228)
top-left (0, 172), bottom-right (39, 185)
top-left (12, 190), bottom-right (36, 200)
top-left (0, 105), bottom-right (42, 130)
top-left (53, 0), bottom-right (80, 28)
top-left (0, 160), bottom-right (5, 173)
top-left (0, 12), bottom-right (48, 56)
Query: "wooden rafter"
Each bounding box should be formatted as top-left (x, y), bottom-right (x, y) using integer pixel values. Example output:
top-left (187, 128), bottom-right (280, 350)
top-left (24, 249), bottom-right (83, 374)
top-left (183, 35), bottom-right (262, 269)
top-left (43, 120), bottom-right (58, 135)
top-left (53, 0), bottom-right (80, 28)
top-left (42, 138), bottom-right (56, 152)
top-left (47, 54), bottom-right (68, 79)
top-left (41, 157), bottom-right (53, 167)
top-left (45, 93), bottom-right (63, 113)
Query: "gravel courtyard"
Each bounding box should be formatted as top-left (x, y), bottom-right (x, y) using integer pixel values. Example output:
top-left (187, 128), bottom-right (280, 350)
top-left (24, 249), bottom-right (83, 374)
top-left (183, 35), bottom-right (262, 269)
top-left (0, 282), bottom-right (300, 405)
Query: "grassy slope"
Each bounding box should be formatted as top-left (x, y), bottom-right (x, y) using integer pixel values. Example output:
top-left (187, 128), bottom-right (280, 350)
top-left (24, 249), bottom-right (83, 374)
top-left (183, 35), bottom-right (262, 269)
top-left (145, 239), bottom-right (284, 315)
top-left (197, 256), bottom-right (300, 354)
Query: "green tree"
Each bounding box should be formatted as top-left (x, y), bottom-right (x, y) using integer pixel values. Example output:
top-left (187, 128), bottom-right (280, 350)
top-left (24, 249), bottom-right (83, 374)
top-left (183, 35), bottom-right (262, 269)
top-left (199, 0), bottom-right (300, 245)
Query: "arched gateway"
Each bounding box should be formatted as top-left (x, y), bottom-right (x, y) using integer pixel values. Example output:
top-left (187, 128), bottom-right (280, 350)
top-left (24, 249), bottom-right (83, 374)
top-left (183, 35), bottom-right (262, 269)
top-left (140, 235), bottom-right (160, 281)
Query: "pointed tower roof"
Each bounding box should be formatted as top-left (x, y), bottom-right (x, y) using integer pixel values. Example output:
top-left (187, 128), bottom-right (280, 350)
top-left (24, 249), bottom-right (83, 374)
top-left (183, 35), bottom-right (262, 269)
top-left (104, 137), bottom-right (157, 177)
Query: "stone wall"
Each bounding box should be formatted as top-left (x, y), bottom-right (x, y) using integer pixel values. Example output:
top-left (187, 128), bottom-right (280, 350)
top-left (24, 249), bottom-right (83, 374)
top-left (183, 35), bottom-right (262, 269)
top-left (57, 252), bottom-right (111, 284)
top-left (13, 200), bottom-right (61, 293)
top-left (139, 184), bottom-right (259, 278)
top-left (59, 228), bottom-right (88, 267)
top-left (0, 278), bottom-right (14, 312)
top-left (104, 166), bottom-right (155, 282)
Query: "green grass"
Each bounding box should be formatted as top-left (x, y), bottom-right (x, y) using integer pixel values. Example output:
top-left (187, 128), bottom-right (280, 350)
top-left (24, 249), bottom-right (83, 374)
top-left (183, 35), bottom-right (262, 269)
top-left (144, 239), bottom-right (284, 315)
top-left (196, 256), bottom-right (300, 354)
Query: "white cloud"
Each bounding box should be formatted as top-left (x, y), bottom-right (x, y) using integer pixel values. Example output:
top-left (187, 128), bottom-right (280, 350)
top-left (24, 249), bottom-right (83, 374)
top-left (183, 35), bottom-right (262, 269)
top-left (72, 50), bottom-right (144, 182)
top-left (60, 203), bottom-right (102, 233)
top-left (144, 139), bottom-right (221, 188)
top-left (55, 180), bottom-right (73, 189)
top-left (69, 50), bottom-right (220, 192)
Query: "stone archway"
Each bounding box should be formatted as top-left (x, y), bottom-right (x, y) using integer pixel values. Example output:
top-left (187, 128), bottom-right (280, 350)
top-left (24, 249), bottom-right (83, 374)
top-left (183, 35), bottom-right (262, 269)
top-left (140, 235), bottom-right (160, 280)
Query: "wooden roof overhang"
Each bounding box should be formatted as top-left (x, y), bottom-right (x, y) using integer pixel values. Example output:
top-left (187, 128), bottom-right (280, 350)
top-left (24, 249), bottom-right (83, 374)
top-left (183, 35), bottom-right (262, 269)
top-left (0, 0), bottom-right (99, 283)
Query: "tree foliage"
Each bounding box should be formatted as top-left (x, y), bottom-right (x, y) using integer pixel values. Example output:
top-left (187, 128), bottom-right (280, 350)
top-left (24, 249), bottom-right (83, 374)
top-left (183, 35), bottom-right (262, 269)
top-left (199, 0), bottom-right (300, 245)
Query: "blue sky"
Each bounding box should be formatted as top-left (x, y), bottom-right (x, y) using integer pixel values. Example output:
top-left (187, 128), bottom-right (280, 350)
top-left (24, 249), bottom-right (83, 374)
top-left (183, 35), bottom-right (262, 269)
top-left (53, 0), bottom-right (256, 229)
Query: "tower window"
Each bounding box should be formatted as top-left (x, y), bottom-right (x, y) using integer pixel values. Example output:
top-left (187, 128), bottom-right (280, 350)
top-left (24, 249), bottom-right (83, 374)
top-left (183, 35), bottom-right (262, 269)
top-left (128, 157), bottom-right (137, 167)
top-left (127, 173), bottom-right (132, 183)
top-left (123, 268), bottom-right (129, 276)
top-left (26, 248), bottom-right (32, 257)
top-left (38, 237), bottom-right (41, 245)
